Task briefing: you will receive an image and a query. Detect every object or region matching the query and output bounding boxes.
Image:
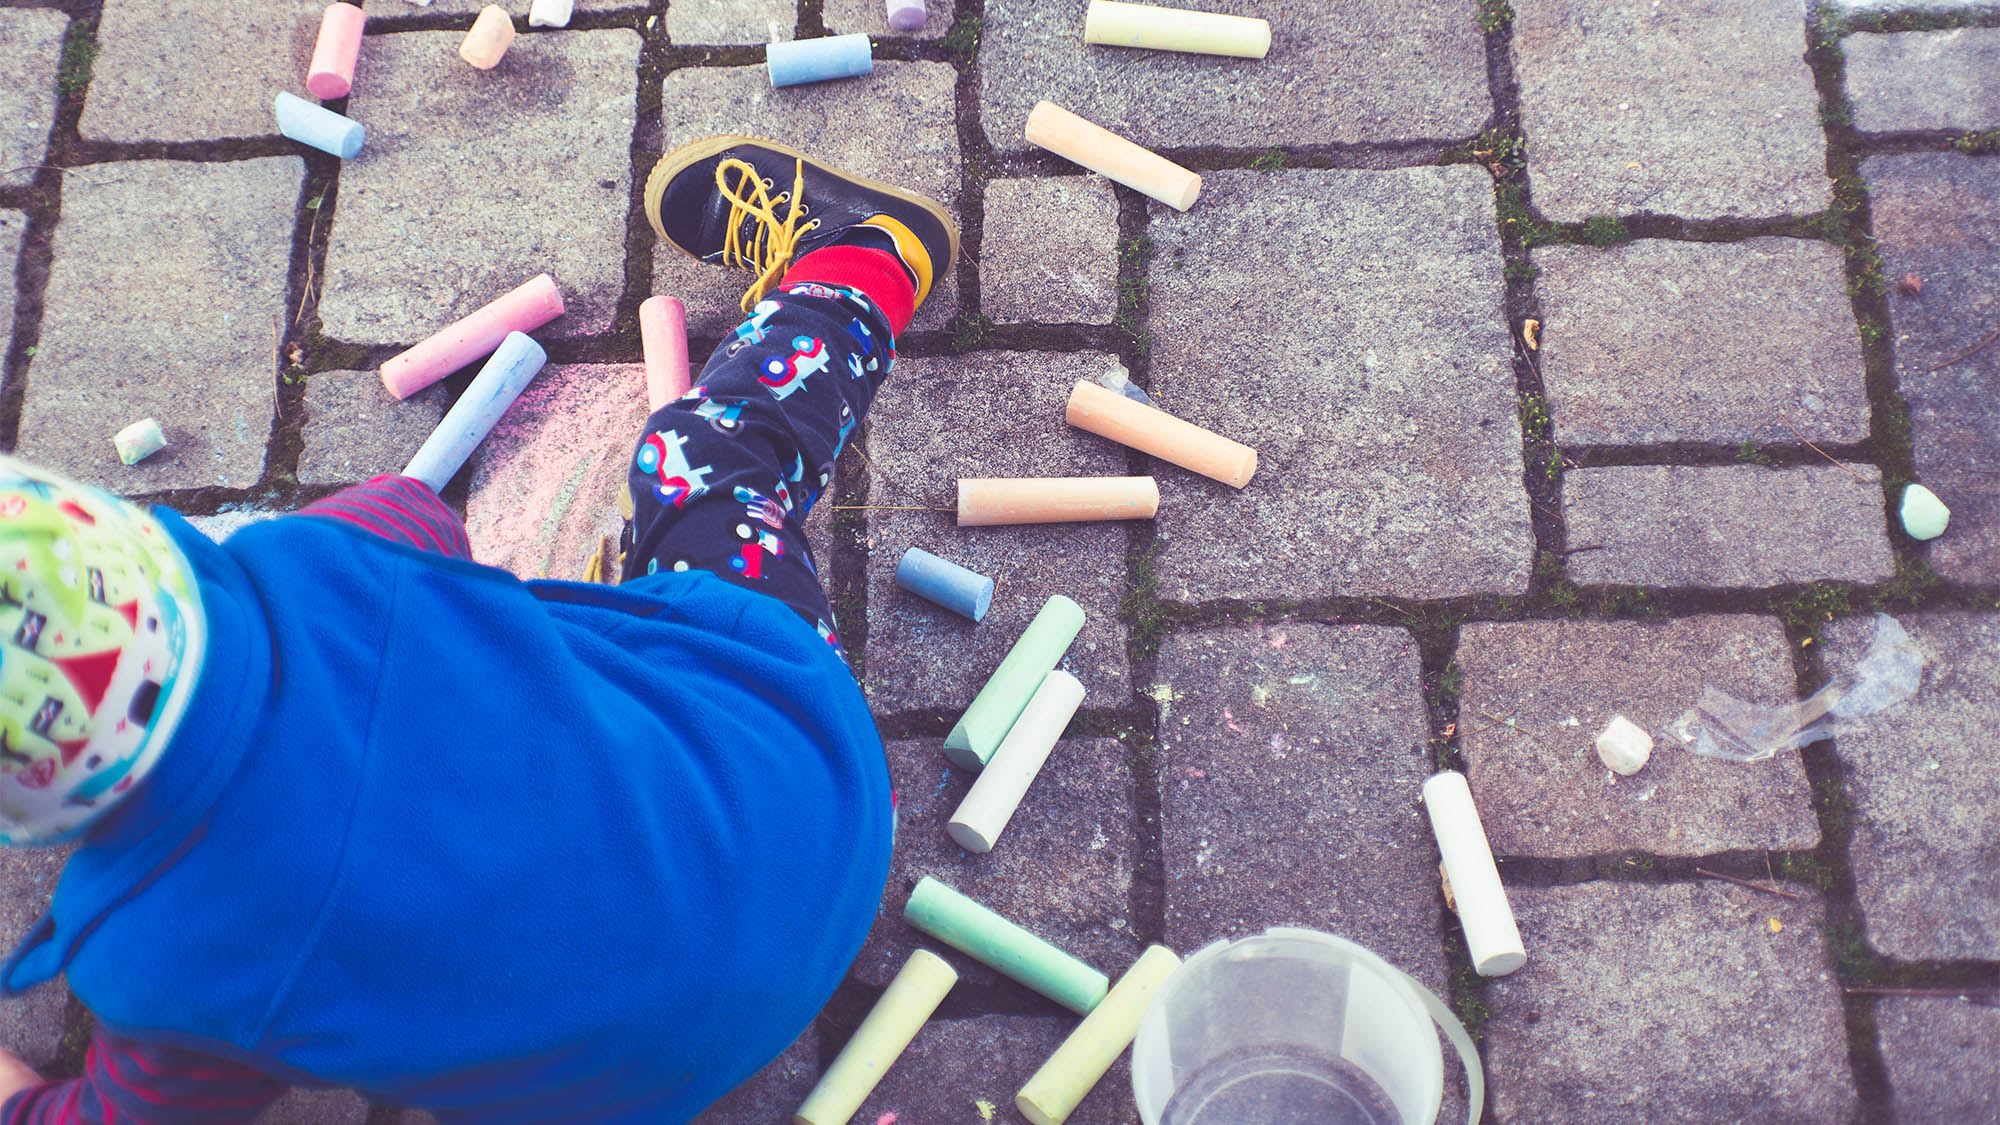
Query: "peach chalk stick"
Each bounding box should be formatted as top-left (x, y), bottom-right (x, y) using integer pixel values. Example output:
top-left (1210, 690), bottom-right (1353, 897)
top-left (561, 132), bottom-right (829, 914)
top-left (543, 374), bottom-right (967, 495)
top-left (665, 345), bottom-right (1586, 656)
top-left (306, 3), bottom-right (367, 99)
top-left (1065, 380), bottom-right (1258, 488)
top-left (639, 296), bottom-right (691, 411)
top-left (1083, 0), bottom-right (1271, 59)
top-left (1024, 101), bottom-right (1200, 211)
top-left (460, 4), bottom-right (516, 69)
top-left (957, 477), bottom-right (1159, 526)
top-left (380, 274), bottom-right (565, 399)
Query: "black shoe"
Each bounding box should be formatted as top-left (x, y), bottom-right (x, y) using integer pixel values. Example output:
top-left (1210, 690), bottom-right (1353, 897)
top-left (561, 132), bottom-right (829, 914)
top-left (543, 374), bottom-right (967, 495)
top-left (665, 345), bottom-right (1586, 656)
top-left (644, 135), bottom-right (959, 315)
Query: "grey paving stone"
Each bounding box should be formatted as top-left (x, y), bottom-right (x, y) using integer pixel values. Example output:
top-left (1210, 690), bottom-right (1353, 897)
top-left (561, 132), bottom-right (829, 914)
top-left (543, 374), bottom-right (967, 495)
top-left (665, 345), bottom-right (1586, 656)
top-left (17, 158), bottom-right (303, 491)
top-left (256, 1088), bottom-right (371, 1124)
top-left (823, 0), bottom-right (948, 40)
top-left (860, 351), bottom-right (1133, 712)
top-left (1154, 624), bottom-right (1446, 990)
top-left (320, 30), bottom-right (640, 345)
top-left (979, 0), bottom-right (1488, 151)
top-left (1513, 0), bottom-right (1831, 221)
top-left (1877, 995), bottom-right (2000, 1124)
top-left (853, 738), bottom-right (1141, 994)
top-left (1148, 168), bottom-right (1533, 602)
top-left (981, 176), bottom-right (1120, 326)
top-left (364, 0), bottom-right (639, 12)
top-left (0, 10), bottom-right (66, 190)
top-left (1826, 611), bottom-right (2000, 961)
top-left (182, 509), bottom-right (283, 541)
top-left (0, 211), bottom-right (23, 364)
top-left (854, 1013), bottom-right (1135, 1125)
top-left (691, 1028), bottom-right (818, 1124)
top-left (79, 1), bottom-right (320, 144)
top-left (465, 363), bottom-right (648, 581)
top-left (0, 848), bottom-right (72, 1069)
top-left (652, 63), bottom-right (963, 338)
top-left (1834, 0), bottom-right (2000, 10)
top-left (1563, 464), bottom-right (1895, 588)
top-left (299, 371), bottom-right (449, 485)
top-left (1846, 29), bottom-right (2000, 133)
top-left (665, 0), bottom-right (795, 44)
top-left (1485, 882), bottom-right (1856, 1123)
top-left (1533, 238), bottom-right (1870, 445)
top-left (1864, 153), bottom-right (2000, 584)
top-left (1458, 616), bottom-right (1819, 858)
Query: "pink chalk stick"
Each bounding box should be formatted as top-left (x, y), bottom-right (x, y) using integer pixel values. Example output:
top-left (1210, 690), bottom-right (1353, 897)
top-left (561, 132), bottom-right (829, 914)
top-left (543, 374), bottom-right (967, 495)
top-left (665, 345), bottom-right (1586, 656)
top-left (306, 3), bottom-right (367, 100)
top-left (381, 274), bottom-right (565, 399)
top-left (639, 296), bottom-right (691, 411)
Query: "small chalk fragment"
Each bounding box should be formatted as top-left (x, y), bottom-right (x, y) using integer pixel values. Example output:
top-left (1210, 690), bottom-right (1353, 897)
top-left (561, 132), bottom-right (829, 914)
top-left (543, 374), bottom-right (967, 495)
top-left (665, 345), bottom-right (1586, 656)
top-left (885, 0), bottom-right (927, 31)
top-left (273, 92), bottom-right (365, 160)
top-left (945, 595), bottom-right (1085, 770)
top-left (793, 949), bottom-right (957, 1125)
top-left (1082, 0), bottom-right (1270, 59)
top-left (957, 476), bottom-right (1159, 526)
top-left (1066, 380), bottom-right (1258, 488)
top-left (402, 331), bottom-right (546, 491)
top-left (1025, 101), bottom-right (1200, 211)
top-left (1899, 483), bottom-right (1949, 541)
top-left (904, 877), bottom-right (1109, 1014)
top-left (1422, 771), bottom-right (1527, 977)
top-left (306, 3), bottom-right (367, 100)
top-left (527, 0), bottom-right (573, 27)
top-left (381, 274), bottom-right (565, 399)
top-left (113, 419), bottom-right (167, 466)
top-left (1594, 714), bottom-right (1652, 776)
top-left (639, 295), bottom-right (691, 411)
top-left (767, 34), bottom-right (873, 88)
top-left (460, 4), bottom-right (516, 69)
top-left (894, 547), bottom-right (995, 622)
top-left (948, 671), bottom-right (1084, 852)
top-left (1017, 945), bottom-right (1183, 1125)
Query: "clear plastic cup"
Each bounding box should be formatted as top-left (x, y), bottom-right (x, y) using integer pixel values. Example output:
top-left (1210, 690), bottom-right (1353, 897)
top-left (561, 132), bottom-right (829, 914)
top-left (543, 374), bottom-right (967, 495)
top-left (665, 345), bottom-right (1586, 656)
top-left (1131, 927), bottom-right (1444, 1125)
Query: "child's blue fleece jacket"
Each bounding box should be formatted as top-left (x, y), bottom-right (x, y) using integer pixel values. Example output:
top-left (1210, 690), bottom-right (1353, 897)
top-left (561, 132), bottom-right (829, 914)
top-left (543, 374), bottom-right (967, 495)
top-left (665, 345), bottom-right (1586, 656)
top-left (0, 510), bottom-right (893, 1122)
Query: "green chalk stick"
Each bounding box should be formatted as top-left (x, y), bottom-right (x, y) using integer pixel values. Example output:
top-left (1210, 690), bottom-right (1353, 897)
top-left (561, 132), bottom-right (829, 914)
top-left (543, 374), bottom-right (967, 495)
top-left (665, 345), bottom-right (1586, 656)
top-left (943, 595), bottom-right (1085, 770)
top-left (903, 876), bottom-right (1109, 1014)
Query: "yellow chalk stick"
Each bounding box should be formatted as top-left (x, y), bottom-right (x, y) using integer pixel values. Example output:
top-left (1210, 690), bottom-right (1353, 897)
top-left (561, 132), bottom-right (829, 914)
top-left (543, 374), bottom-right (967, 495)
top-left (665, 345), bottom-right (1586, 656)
top-left (1083, 0), bottom-right (1271, 59)
top-left (793, 949), bottom-right (957, 1125)
top-left (1017, 945), bottom-right (1184, 1125)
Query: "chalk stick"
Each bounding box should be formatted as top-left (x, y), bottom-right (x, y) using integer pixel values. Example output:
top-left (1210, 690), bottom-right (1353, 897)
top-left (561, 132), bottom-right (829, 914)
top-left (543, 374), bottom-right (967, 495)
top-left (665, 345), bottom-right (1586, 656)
top-left (767, 34), bottom-right (873, 88)
top-left (113, 418), bottom-right (167, 465)
top-left (306, 3), bottom-right (367, 99)
top-left (957, 477), bottom-right (1159, 526)
top-left (460, 4), bottom-right (516, 69)
top-left (904, 877), bottom-right (1108, 1014)
top-left (944, 594), bottom-right (1085, 770)
top-left (792, 949), bottom-right (957, 1125)
top-left (1422, 772), bottom-right (1526, 977)
top-left (402, 331), bottom-right (546, 491)
top-left (949, 671), bottom-right (1084, 853)
top-left (528, 0), bottom-right (573, 27)
top-left (895, 547), bottom-right (995, 622)
top-left (380, 274), bottom-right (564, 399)
top-left (1024, 101), bottom-right (1200, 211)
top-left (273, 92), bottom-right (365, 160)
top-left (639, 296), bottom-right (691, 411)
top-left (1065, 380), bottom-right (1258, 488)
top-left (1594, 714), bottom-right (1652, 776)
top-left (1083, 0), bottom-right (1271, 59)
top-left (885, 0), bottom-right (927, 31)
top-left (1017, 944), bottom-right (1183, 1125)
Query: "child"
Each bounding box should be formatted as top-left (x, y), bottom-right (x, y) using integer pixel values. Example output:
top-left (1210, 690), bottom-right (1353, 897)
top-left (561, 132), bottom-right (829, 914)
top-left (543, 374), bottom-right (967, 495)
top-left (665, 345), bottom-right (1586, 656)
top-left (0, 137), bottom-right (957, 1123)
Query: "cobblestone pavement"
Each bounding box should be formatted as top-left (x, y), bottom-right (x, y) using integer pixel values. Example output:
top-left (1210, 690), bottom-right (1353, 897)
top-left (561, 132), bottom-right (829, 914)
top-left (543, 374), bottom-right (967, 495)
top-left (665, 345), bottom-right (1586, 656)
top-left (1, 0), bottom-right (1997, 1121)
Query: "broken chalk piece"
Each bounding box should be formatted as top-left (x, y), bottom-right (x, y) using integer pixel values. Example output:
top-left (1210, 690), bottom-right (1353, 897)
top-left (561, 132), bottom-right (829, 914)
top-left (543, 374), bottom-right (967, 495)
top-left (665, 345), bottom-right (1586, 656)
top-left (1066, 380), bottom-right (1258, 489)
top-left (1422, 771), bottom-right (1526, 977)
top-left (904, 877), bottom-right (1109, 1014)
top-left (1594, 714), bottom-right (1653, 776)
top-left (380, 274), bottom-right (564, 399)
top-left (1899, 483), bottom-right (1949, 541)
top-left (767, 34), bottom-right (873, 88)
top-left (957, 476), bottom-right (1160, 526)
top-left (460, 4), bottom-right (516, 69)
top-left (402, 331), bottom-right (547, 492)
top-left (944, 594), bottom-right (1085, 770)
top-left (1025, 101), bottom-right (1201, 211)
top-left (948, 670), bottom-right (1085, 853)
top-left (895, 546), bottom-right (995, 622)
top-left (113, 418), bottom-right (167, 465)
top-left (639, 295), bottom-right (691, 411)
top-left (527, 0), bottom-right (573, 27)
top-left (306, 3), bottom-right (367, 100)
top-left (1082, 0), bottom-right (1271, 59)
top-left (273, 92), bottom-right (365, 160)
top-left (792, 949), bottom-right (957, 1125)
top-left (885, 0), bottom-right (926, 31)
top-left (1017, 945), bottom-right (1183, 1125)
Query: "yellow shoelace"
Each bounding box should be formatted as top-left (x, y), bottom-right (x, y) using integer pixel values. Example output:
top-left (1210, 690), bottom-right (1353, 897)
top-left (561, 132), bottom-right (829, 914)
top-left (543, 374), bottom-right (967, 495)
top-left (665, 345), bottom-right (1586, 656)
top-left (716, 157), bottom-right (822, 313)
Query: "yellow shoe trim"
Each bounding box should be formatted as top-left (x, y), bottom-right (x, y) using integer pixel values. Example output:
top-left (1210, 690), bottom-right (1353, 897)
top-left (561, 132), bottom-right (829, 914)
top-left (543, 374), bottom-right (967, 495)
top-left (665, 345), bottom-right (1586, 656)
top-left (858, 215), bottom-right (935, 308)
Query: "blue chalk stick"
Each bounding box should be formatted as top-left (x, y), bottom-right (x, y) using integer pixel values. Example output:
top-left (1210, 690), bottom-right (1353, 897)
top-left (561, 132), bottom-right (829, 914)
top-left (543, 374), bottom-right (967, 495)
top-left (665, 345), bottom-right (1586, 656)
top-left (895, 547), bottom-right (995, 622)
top-left (403, 331), bottom-right (546, 492)
top-left (767, 34), bottom-right (873, 88)
top-left (273, 91), bottom-right (365, 160)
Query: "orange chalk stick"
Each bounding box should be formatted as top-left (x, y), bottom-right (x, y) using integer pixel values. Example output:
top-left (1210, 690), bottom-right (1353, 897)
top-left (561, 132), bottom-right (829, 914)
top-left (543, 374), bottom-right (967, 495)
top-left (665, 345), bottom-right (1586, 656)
top-left (460, 4), bottom-right (516, 70)
top-left (306, 3), bottom-right (367, 100)
top-left (1024, 101), bottom-right (1200, 211)
top-left (958, 477), bottom-right (1159, 526)
top-left (639, 296), bottom-right (690, 411)
top-left (1066, 380), bottom-right (1258, 488)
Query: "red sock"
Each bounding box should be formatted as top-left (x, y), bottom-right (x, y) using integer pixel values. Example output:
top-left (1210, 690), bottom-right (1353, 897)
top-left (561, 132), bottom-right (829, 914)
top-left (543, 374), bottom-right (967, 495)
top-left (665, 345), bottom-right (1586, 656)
top-left (781, 246), bottom-right (917, 336)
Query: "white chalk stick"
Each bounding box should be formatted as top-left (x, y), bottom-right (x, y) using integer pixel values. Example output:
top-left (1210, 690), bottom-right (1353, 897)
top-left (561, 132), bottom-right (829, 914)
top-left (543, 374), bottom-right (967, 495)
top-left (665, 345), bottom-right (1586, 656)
top-left (1017, 945), bottom-right (1183, 1125)
top-left (1083, 0), bottom-right (1271, 59)
top-left (948, 671), bottom-right (1085, 853)
top-left (460, 4), bottom-right (515, 69)
top-left (793, 949), bottom-right (957, 1125)
top-left (528, 0), bottom-right (573, 27)
top-left (113, 418), bottom-right (167, 465)
top-left (1422, 772), bottom-right (1526, 977)
top-left (1595, 714), bottom-right (1652, 776)
top-left (1024, 101), bottom-right (1200, 211)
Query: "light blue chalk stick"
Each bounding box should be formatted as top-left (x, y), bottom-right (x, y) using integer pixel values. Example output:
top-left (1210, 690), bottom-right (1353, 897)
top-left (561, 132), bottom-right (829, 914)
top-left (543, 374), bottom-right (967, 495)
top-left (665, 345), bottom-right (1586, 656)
top-left (767, 34), bottom-right (873, 88)
top-left (403, 331), bottom-right (546, 492)
top-left (895, 546), bottom-right (995, 622)
top-left (273, 91), bottom-right (365, 160)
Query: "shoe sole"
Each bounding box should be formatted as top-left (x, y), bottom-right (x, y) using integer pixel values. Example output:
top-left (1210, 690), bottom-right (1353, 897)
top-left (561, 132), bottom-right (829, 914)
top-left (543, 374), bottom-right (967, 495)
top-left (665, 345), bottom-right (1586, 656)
top-left (644, 134), bottom-right (962, 282)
